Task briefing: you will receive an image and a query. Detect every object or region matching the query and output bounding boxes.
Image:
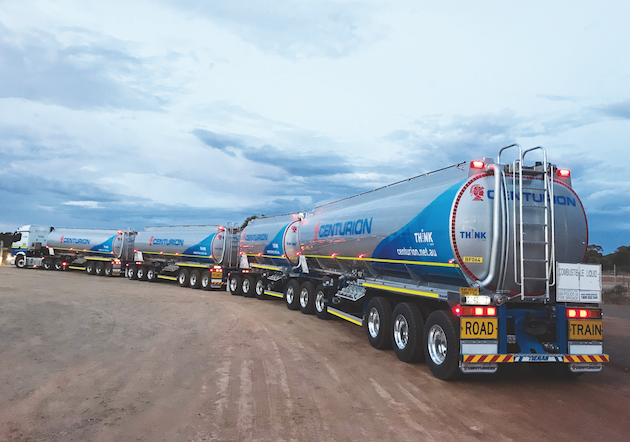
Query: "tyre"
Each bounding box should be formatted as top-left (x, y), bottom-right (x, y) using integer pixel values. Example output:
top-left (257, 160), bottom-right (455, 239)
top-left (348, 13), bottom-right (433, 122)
top-left (201, 271), bottom-right (212, 290)
top-left (284, 279), bottom-right (301, 310)
top-left (104, 263), bottom-right (113, 277)
top-left (43, 258), bottom-right (53, 270)
top-left (424, 310), bottom-right (461, 381)
top-left (228, 274), bottom-right (242, 295)
top-left (95, 262), bottom-right (105, 276)
top-left (254, 276), bottom-right (267, 300)
top-left (14, 255), bottom-right (26, 269)
top-left (127, 265), bottom-right (138, 280)
top-left (146, 266), bottom-right (157, 282)
top-left (136, 265), bottom-right (147, 280)
top-left (299, 281), bottom-right (316, 314)
top-left (178, 268), bottom-right (190, 287)
top-left (189, 270), bottom-right (201, 289)
top-left (86, 261), bottom-right (96, 274)
top-left (54, 259), bottom-right (64, 271)
top-left (391, 303), bottom-right (425, 363)
top-left (242, 275), bottom-right (256, 298)
top-left (314, 285), bottom-right (329, 319)
top-left (365, 297), bottom-right (392, 349)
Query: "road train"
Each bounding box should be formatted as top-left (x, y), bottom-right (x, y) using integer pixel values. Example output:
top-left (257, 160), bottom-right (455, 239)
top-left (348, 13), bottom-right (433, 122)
top-left (10, 145), bottom-right (607, 380)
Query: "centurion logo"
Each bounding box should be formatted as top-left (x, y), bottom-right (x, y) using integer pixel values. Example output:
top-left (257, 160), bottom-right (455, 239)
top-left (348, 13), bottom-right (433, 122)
top-left (149, 236), bottom-right (184, 246)
top-left (315, 218), bottom-right (373, 239)
top-left (59, 236), bottom-right (90, 245)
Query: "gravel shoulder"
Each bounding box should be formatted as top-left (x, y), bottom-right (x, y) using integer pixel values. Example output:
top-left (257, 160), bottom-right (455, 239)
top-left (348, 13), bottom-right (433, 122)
top-left (1, 266), bottom-right (629, 441)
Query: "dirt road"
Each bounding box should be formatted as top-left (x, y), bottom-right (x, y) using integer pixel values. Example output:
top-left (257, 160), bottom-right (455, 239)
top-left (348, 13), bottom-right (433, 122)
top-left (1, 266), bottom-right (629, 441)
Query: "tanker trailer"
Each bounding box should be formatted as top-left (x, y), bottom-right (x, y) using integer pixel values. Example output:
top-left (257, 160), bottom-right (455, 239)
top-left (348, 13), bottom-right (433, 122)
top-left (236, 145), bottom-right (607, 380)
top-left (45, 227), bottom-right (136, 276)
top-left (11, 225), bottom-right (135, 276)
top-left (128, 224), bottom-right (240, 290)
top-left (228, 213), bottom-right (302, 298)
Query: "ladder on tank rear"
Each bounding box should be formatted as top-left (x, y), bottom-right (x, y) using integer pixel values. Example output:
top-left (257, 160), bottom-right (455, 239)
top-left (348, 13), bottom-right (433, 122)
top-left (499, 145), bottom-right (556, 300)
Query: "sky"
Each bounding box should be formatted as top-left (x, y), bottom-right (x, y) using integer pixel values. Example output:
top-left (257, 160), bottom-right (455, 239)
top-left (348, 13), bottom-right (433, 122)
top-left (0, 0), bottom-right (629, 253)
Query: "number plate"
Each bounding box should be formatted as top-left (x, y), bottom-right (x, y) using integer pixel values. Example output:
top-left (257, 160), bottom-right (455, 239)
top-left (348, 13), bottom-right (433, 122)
top-left (568, 320), bottom-right (603, 340)
top-left (460, 318), bottom-right (498, 339)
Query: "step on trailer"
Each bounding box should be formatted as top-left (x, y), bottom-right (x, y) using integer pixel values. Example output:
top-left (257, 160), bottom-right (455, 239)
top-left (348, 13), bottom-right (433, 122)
top-left (229, 144), bottom-right (607, 380)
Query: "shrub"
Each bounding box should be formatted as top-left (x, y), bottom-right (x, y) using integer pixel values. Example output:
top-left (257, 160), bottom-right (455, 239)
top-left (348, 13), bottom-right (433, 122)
top-left (603, 284), bottom-right (630, 305)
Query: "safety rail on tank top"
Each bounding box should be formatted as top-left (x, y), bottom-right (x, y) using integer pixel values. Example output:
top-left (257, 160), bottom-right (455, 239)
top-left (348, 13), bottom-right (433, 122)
top-left (515, 146), bottom-right (555, 300)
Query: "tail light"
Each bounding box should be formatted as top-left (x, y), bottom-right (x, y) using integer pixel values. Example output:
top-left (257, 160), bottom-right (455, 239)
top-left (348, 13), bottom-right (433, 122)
top-left (461, 306), bottom-right (496, 317)
top-left (471, 160), bottom-right (485, 170)
top-left (558, 169), bottom-right (571, 177)
top-left (567, 308), bottom-right (601, 319)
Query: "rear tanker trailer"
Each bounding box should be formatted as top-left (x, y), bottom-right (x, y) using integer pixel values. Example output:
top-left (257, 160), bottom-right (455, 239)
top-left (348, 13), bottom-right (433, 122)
top-left (11, 226), bottom-right (136, 276)
top-left (229, 145), bottom-right (607, 380)
top-left (127, 225), bottom-right (240, 290)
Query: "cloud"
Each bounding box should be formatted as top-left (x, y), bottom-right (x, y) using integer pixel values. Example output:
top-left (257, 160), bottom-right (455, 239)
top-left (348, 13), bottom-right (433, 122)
top-left (0, 21), bottom-right (166, 110)
top-left (63, 201), bottom-right (102, 209)
top-left (594, 99), bottom-right (630, 119)
top-left (162, 0), bottom-right (382, 58)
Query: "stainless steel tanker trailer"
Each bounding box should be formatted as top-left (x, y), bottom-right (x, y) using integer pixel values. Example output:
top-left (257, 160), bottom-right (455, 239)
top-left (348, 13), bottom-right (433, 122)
top-left (11, 226), bottom-right (136, 276)
top-left (228, 145), bottom-right (607, 380)
top-left (126, 225), bottom-right (240, 290)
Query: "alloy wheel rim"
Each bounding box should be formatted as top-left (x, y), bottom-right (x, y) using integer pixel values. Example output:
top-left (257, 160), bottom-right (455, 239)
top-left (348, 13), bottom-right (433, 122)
top-left (300, 289), bottom-right (308, 308)
top-left (428, 324), bottom-right (447, 365)
top-left (394, 315), bottom-right (409, 349)
top-left (367, 307), bottom-right (380, 338)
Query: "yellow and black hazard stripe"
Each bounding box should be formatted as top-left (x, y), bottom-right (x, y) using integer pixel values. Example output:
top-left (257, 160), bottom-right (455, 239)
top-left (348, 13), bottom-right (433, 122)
top-left (564, 355), bottom-right (609, 363)
top-left (462, 355), bottom-right (514, 363)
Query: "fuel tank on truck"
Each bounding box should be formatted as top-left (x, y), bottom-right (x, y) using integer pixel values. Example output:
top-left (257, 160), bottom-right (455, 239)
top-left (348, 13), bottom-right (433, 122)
top-left (135, 225), bottom-right (239, 265)
top-left (239, 214), bottom-right (302, 268)
top-left (47, 228), bottom-right (125, 258)
top-left (299, 160), bottom-right (588, 295)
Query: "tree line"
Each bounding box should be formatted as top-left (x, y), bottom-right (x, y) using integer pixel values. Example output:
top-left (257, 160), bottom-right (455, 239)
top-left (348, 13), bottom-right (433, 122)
top-left (585, 245), bottom-right (630, 273)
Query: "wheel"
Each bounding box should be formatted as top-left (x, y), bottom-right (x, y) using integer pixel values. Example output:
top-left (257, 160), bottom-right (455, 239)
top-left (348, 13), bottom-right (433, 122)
top-left (242, 275), bottom-right (256, 298)
top-left (86, 261), bottom-right (95, 274)
top-left (365, 297), bottom-right (392, 349)
top-left (314, 285), bottom-right (329, 319)
top-left (228, 274), bottom-right (242, 295)
top-left (95, 262), bottom-right (105, 276)
top-left (299, 281), bottom-right (316, 314)
top-left (54, 259), bottom-right (64, 271)
top-left (14, 255), bottom-right (26, 268)
top-left (424, 310), bottom-right (461, 381)
top-left (391, 303), bottom-right (425, 363)
top-left (200, 271), bottom-right (212, 291)
top-left (104, 263), bottom-right (113, 277)
top-left (136, 265), bottom-right (147, 280)
top-left (146, 266), bottom-right (158, 282)
top-left (42, 258), bottom-right (52, 270)
top-left (284, 279), bottom-right (301, 310)
top-left (189, 270), bottom-right (201, 289)
top-left (178, 268), bottom-right (190, 287)
top-left (127, 265), bottom-right (138, 280)
top-left (254, 276), bottom-right (267, 300)
top-left (528, 363), bottom-right (583, 379)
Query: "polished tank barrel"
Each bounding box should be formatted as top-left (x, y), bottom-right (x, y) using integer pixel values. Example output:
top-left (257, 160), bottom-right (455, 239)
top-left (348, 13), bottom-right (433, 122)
top-left (47, 228), bottom-right (123, 258)
top-left (294, 161), bottom-right (587, 294)
top-left (136, 225), bottom-right (238, 265)
top-left (240, 214), bottom-right (302, 267)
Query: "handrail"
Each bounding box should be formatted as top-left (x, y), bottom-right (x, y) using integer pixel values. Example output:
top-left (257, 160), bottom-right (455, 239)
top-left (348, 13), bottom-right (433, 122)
top-left (479, 163), bottom-right (503, 288)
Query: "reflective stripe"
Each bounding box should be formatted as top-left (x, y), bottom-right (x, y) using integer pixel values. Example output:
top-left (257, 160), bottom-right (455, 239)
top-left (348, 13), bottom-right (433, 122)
top-left (252, 264), bottom-right (283, 271)
top-left (327, 307), bottom-right (362, 326)
top-left (264, 290), bottom-right (284, 298)
top-left (178, 263), bottom-right (209, 268)
top-left (142, 251), bottom-right (213, 259)
top-left (463, 355), bottom-right (514, 363)
top-left (68, 266), bottom-right (86, 270)
top-left (564, 355), bottom-right (609, 363)
top-left (85, 257), bottom-right (113, 261)
top-left (362, 282), bottom-right (440, 299)
top-left (305, 255), bottom-right (459, 268)
top-left (157, 275), bottom-right (177, 281)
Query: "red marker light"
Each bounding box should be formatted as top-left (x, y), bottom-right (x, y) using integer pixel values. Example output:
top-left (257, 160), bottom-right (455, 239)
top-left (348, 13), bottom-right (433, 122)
top-left (331, 253), bottom-right (338, 258)
top-left (358, 254), bottom-right (366, 259)
top-left (558, 169), bottom-right (571, 177)
top-left (175, 253), bottom-right (179, 255)
top-left (486, 307), bottom-right (496, 316)
top-left (62, 262), bottom-right (68, 266)
top-left (257, 252), bottom-right (262, 256)
top-left (471, 160), bottom-right (485, 169)
top-left (118, 230), bottom-right (122, 234)
top-left (567, 309), bottom-right (577, 318)
top-left (453, 305), bottom-right (462, 316)
top-left (134, 249), bottom-right (137, 253)
top-left (69, 248), bottom-right (73, 251)
top-left (579, 309), bottom-right (588, 318)
top-left (160, 251), bottom-right (163, 254)
top-left (84, 249), bottom-right (87, 252)
top-left (296, 252), bottom-right (301, 256)
top-left (474, 307), bottom-right (484, 316)
top-left (281, 254), bottom-right (286, 258)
